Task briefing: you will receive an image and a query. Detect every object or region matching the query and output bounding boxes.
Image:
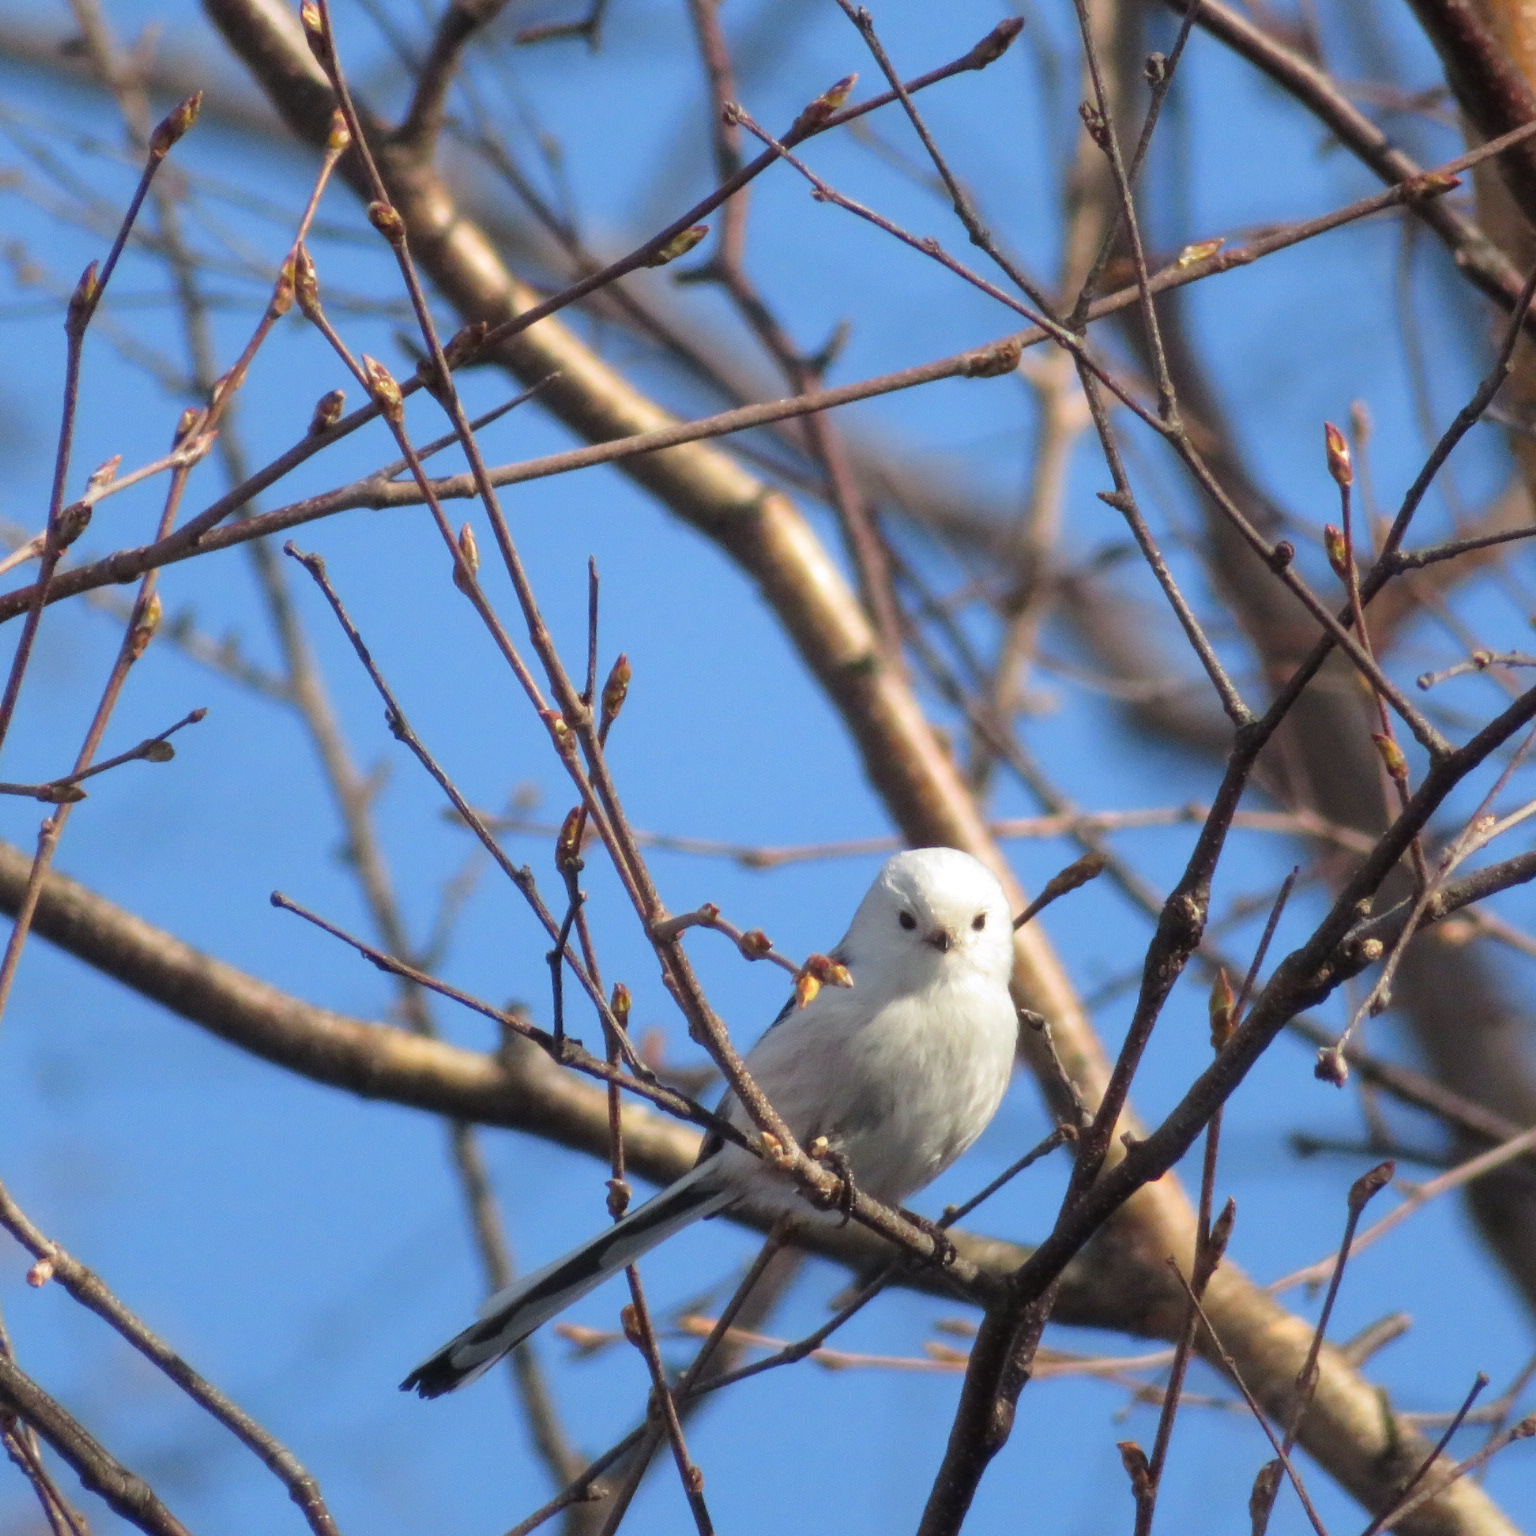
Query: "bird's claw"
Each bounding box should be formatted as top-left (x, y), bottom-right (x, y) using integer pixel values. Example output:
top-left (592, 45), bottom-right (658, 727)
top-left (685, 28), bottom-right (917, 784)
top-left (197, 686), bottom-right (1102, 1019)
top-left (901, 1207), bottom-right (958, 1269)
top-left (809, 1141), bottom-right (857, 1226)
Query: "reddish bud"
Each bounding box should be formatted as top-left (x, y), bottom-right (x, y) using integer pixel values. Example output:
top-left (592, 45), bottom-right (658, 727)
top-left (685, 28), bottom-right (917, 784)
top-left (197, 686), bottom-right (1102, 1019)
top-left (309, 388), bottom-right (345, 436)
top-left (1324, 420), bottom-right (1353, 488)
top-left (1314, 1046), bottom-right (1348, 1087)
top-left (1323, 524), bottom-right (1349, 581)
top-left (600, 653), bottom-right (631, 730)
top-left (149, 92), bottom-right (202, 158)
top-left (367, 200), bottom-right (406, 245)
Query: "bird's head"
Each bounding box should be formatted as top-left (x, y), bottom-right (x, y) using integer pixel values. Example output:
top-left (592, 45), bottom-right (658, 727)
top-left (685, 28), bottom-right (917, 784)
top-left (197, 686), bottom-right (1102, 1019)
top-left (843, 847), bottom-right (1015, 988)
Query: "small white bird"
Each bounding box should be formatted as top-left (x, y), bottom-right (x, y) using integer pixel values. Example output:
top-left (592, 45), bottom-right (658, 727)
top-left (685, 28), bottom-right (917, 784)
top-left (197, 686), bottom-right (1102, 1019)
top-left (402, 846), bottom-right (1018, 1398)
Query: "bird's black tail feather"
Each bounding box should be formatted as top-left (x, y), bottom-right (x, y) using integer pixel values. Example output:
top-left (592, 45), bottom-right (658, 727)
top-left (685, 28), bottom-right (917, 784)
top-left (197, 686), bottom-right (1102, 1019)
top-left (402, 1165), bottom-right (729, 1398)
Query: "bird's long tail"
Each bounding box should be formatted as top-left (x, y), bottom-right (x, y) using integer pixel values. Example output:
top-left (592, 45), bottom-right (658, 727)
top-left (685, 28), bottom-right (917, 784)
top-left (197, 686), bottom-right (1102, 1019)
top-left (401, 1162), bottom-right (731, 1397)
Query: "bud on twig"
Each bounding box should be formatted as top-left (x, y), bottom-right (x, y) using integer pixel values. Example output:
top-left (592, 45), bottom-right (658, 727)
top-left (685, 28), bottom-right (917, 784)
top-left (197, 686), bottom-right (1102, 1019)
top-left (738, 928), bottom-right (773, 959)
top-left (960, 336), bottom-right (1024, 380)
top-left (965, 16), bottom-right (1024, 69)
top-left (326, 109), bottom-right (352, 154)
top-left (1206, 1196), bottom-right (1237, 1270)
top-left (1314, 1045), bottom-right (1348, 1087)
top-left (1116, 1441), bottom-right (1151, 1500)
top-left (1267, 539), bottom-right (1293, 572)
top-left (367, 200), bottom-right (406, 246)
top-left (610, 981), bottom-right (631, 1029)
top-left (1175, 237), bottom-right (1224, 268)
top-left (53, 502), bottom-right (92, 549)
top-left (1208, 967), bottom-right (1234, 1049)
top-left (794, 971), bottom-right (821, 1009)
top-left (645, 224), bottom-right (709, 268)
top-left (26, 1257), bottom-right (54, 1287)
top-left (555, 805), bottom-right (585, 873)
top-left (293, 246), bottom-right (321, 321)
top-left (1324, 420), bottom-right (1353, 488)
top-left (270, 256), bottom-right (295, 318)
top-left (451, 522), bottom-right (479, 593)
top-left (1348, 1159), bottom-right (1395, 1215)
top-left (788, 73), bottom-right (857, 138)
top-left (1323, 524), bottom-right (1349, 581)
top-left (149, 92), bottom-right (202, 158)
top-left (1078, 100), bottom-right (1109, 148)
top-left (600, 652), bottom-right (631, 732)
top-left (128, 592), bottom-right (162, 661)
top-left (360, 354), bottom-right (403, 422)
top-left (66, 261), bottom-right (99, 336)
top-left (1371, 731), bottom-right (1408, 784)
top-left (439, 320), bottom-right (488, 373)
top-left (300, 0), bottom-right (331, 67)
top-left (309, 388), bottom-right (345, 435)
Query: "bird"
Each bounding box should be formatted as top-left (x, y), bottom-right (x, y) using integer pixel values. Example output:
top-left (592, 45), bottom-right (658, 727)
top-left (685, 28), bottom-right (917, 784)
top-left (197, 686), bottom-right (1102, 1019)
top-left (401, 846), bottom-right (1019, 1398)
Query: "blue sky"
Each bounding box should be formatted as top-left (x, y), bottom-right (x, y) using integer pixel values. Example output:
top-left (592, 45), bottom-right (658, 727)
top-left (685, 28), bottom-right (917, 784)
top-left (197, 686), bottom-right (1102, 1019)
top-left (0, 0), bottom-right (1533, 1532)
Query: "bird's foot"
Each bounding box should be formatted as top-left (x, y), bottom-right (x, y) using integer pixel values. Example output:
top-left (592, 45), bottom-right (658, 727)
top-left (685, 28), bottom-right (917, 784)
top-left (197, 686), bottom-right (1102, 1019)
top-left (899, 1207), bottom-right (958, 1269)
top-left (807, 1138), bottom-right (857, 1226)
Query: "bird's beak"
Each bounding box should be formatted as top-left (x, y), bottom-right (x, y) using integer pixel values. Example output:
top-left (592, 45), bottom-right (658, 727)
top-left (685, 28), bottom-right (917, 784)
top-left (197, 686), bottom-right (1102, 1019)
top-left (926, 927), bottom-right (954, 953)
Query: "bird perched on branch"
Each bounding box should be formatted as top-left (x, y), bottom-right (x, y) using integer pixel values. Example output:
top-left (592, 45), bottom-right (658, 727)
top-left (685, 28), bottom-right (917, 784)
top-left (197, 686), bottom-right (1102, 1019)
top-left (402, 846), bottom-right (1019, 1398)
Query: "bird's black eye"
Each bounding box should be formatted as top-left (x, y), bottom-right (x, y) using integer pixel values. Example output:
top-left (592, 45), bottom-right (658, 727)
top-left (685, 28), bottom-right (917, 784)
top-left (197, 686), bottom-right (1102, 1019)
top-left (972, 912), bottom-right (987, 931)
top-left (899, 911), bottom-right (917, 931)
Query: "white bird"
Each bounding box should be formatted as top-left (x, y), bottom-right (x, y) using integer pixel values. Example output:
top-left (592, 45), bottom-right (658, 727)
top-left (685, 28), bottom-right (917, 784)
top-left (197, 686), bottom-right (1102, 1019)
top-left (402, 846), bottom-right (1018, 1398)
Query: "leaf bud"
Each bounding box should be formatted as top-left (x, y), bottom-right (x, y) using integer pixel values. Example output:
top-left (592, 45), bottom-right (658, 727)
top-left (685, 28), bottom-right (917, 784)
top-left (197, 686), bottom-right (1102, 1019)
top-left (1176, 237), bottom-right (1224, 268)
top-left (1314, 1045), bottom-right (1348, 1087)
top-left (789, 73), bottom-right (857, 138)
top-left (738, 928), bottom-right (773, 959)
top-left (326, 109), bottom-right (352, 153)
top-left (1324, 420), bottom-right (1353, 488)
top-left (451, 522), bottom-right (479, 594)
top-left (439, 320), bottom-right (488, 372)
top-left (367, 200), bottom-right (406, 246)
top-left (610, 981), bottom-right (631, 1028)
top-left (270, 256), bottom-right (295, 318)
top-left (1078, 99), bottom-right (1109, 148)
top-left (308, 388), bottom-right (346, 435)
top-left (128, 592), bottom-right (162, 660)
top-left (26, 1257), bottom-right (54, 1287)
top-left (1323, 523), bottom-right (1349, 580)
top-left (1208, 967), bottom-right (1235, 1049)
top-left (644, 224), bottom-right (709, 268)
top-left (360, 354), bottom-right (403, 422)
top-left (794, 971), bottom-right (821, 1009)
top-left (555, 805), bottom-right (585, 872)
top-left (600, 652), bottom-right (631, 730)
top-left (1371, 731), bottom-right (1408, 783)
top-left (141, 738), bottom-right (176, 763)
top-left (1348, 1159), bottom-right (1395, 1214)
top-left (293, 246), bottom-right (321, 321)
top-left (300, 0), bottom-right (331, 66)
top-left (149, 91), bottom-right (202, 158)
top-left (966, 16), bottom-right (1024, 69)
top-left (34, 782), bottom-right (86, 804)
top-left (53, 501), bottom-right (92, 549)
top-left (1117, 1442), bottom-right (1151, 1498)
top-left (960, 336), bottom-right (1022, 378)
top-left (66, 261), bottom-right (99, 333)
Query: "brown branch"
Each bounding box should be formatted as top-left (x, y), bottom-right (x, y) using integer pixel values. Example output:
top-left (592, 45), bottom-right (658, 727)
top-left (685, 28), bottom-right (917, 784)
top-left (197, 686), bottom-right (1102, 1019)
top-left (0, 1181), bottom-right (340, 1536)
top-left (0, 1354), bottom-right (193, 1536)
